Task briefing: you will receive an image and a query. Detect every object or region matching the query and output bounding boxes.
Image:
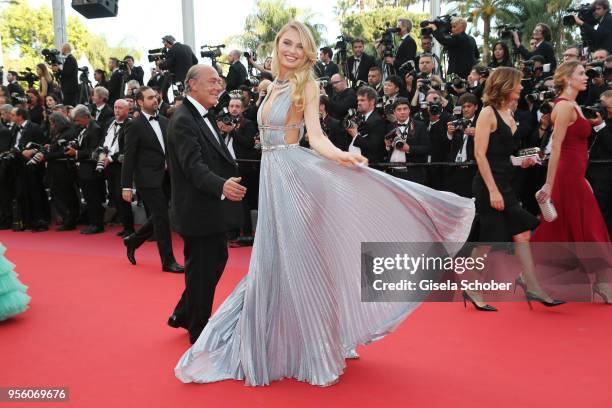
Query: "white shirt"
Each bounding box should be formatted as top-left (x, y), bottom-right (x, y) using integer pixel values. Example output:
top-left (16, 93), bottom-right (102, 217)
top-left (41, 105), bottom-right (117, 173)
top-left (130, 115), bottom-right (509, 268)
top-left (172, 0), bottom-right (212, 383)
top-left (103, 120), bottom-right (124, 158)
top-left (14, 120), bottom-right (27, 148)
top-left (224, 134), bottom-right (236, 160)
top-left (348, 110), bottom-right (374, 155)
top-left (95, 104), bottom-right (106, 120)
top-left (141, 111), bottom-right (165, 153)
top-left (390, 121), bottom-right (410, 163)
top-left (455, 117), bottom-right (475, 162)
top-left (186, 95), bottom-right (223, 145)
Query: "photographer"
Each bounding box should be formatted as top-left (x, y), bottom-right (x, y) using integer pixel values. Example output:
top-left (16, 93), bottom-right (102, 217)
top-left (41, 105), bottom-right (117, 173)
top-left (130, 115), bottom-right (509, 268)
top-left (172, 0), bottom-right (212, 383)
top-left (445, 92), bottom-right (479, 197)
top-left (391, 19), bottom-right (417, 74)
top-left (246, 54), bottom-right (273, 76)
top-left (91, 86), bottom-right (114, 132)
top-left (103, 99), bottom-right (134, 237)
top-left (368, 66), bottom-right (384, 96)
top-left (124, 55), bottom-right (144, 86)
top-left (512, 23), bottom-right (557, 72)
top-left (346, 86), bottom-right (387, 165)
top-left (585, 59), bottom-right (610, 105)
top-left (67, 104), bottom-right (105, 234)
top-left (319, 95), bottom-right (350, 151)
top-left (347, 39), bottom-right (376, 85)
top-left (6, 71), bottom-right (25, 97)
top-left (226, 50), bottom-right (248, 92)
top-left (415, 35), bottom-right (442, 77)
top-left (0, 104), bottom-right (15, 229)
top-left (429, 17), bottom-right (479, 79)
top-left (423, 91), bottom-right (453, 190)
top-left (385, 97), bottom-right (430, 184)
top-left (107, 58), bottom-right (124, 106)
top-left (43, 112), bottom-right (80, 231)
top-left (410, 54), bottom-right (437, 107)
top-left (325, 74), bottom-right (357, 120)
top-left (157, 35), bottom-right (198, 84)
top-left (318, 46), bottom-right (339, 78)
top-left (573, 0), bottom-right (612, 54)
top-left (10, 107), bottom-right (49, 231)
top-left (59, 43), bottom-right (79, 106)
top-left (586, 89), bottom-right (612, 235)
top-left (489, 41), bottom-right (513, 68)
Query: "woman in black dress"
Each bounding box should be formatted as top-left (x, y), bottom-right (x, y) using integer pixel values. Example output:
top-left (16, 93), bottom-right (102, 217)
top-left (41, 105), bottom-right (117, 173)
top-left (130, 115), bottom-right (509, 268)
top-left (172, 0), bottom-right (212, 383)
top-left (466, 67), bottom-right (564, 311)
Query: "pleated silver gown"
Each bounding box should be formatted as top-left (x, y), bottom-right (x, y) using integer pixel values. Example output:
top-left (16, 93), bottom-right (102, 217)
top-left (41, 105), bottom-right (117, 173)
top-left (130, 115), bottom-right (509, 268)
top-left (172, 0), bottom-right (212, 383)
top-left (175, 82), bottom-right (475, 386)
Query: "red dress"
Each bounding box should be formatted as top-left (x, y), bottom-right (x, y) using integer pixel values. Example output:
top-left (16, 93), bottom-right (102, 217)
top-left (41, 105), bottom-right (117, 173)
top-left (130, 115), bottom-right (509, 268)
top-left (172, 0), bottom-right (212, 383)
top-left (532, 98), bottom-right (610, 242)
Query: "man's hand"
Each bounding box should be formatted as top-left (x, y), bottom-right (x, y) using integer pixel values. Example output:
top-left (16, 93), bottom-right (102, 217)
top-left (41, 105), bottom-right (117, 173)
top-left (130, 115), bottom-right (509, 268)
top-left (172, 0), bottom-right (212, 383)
top-left (122, 189), bottom-right (133, 203)
top-left (573, 14), bottom-right (584, 26)
top-left (512, 30), bottom-right (521, 47)
top-left (65, 146), bottom-right (77, 157)
top-left (589, 112), bottom-right (604, 127)
top-left (465, 127), bottom-right (476, 137)
top-left (427, 24), bottom-right (437, 31)
top-left (400, 144), bottom-right (410, 153)
top-left (346, 126), bottom-right (358, 139)
top-left (21, 149), bottom-right (34, 159)
top-left (218, 121), bottom-right (235, 134)
top-left (223, 177), bottom-right (246, 201)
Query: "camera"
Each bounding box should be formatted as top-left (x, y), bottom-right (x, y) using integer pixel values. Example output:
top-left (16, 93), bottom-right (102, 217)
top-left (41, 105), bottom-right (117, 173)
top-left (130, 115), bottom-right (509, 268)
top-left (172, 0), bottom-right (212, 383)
top-left (10, 92), bottom-right (29, 106)
top-left (379, 24), bottom-right (399, 58)
top-left (428, 101), bottom-right (443, 116)
top-left (41, 48), bottom-right (61, 65)
top-left (244, 50), bottom-right (258, 61)
top-left (219, 107), bottom-right (240, 127)
top-left (147, 48), bottom-right (167, 63)
top-left (450, 117), bottom-right (472, 134)
top-left (563, 4), bottom-right (596, 27)
top-left (385, 122), bottom-right (414, 149)
top-left (200, 44), bottom-right (225, 59)
top-left (586, 61), bottom-right (605, 79)
top-left (117, 60), bottom-right (128, 71)
top-left (375, 97), bottom-right (395, 116)
top-left (24, 142), bottom-right (45, 166)
top-left (497, 24), bottom-right (523, 40)
top-left (445, 74), bottom-right (467, 92)
top-left (92, 146), bottom-right (109, 173)
top-left (16, 68), bottom-right (38, 88)
top-left (420, 14), bottom-right (453, 36)
top-left (342, 108), bottom-right (365, 130)
top-left (0, 148), bottom-right (19, 162)
top-left (334, 34), bottom-right (353, 52)
top-left (398, 60), bottom-right (415, 77)
top-left (582, 103), bottom-right (608, 120)
top-left (317, 76), bottom-right (330, 89)
top-left (245, 77), bottom-right (260, 88)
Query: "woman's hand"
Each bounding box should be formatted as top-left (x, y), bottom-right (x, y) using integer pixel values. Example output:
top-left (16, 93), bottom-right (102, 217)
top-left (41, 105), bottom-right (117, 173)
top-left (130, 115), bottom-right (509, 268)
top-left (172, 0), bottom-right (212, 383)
top-left (520, 156), bottom-right (540, 168)
top-left (489, 190), bottom-right (505, 211)
top-left (536, 183), bottom-right (552, 203)
top-left (335, 151), bottom-right (368, 167)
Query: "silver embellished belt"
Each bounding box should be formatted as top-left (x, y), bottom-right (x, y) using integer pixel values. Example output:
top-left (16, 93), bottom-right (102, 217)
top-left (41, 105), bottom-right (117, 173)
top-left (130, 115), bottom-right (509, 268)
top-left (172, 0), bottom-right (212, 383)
top-left (261, 143), bottom-right (300, 152)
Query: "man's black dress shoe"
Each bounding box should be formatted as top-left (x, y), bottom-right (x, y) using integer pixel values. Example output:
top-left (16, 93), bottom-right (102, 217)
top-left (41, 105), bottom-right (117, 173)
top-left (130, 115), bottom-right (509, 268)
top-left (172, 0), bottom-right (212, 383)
top-left (162, 262), bottom-right (184, 273)
top-left (57, 224), bottom-right (76, 231)
top-left (123, 237), bottom-right (137, 265)
top-left (80, 225), bottom-right (104, 235)
top-left (116, 229), bottom-right (134, 238)
top-left (167, 314), bottom-right (186, 329)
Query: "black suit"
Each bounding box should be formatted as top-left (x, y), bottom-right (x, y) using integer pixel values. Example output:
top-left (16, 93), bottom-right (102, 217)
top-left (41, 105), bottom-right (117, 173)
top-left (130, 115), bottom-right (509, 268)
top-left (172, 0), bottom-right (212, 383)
top-left (167, 97), bottom-right (243, 342)
top-left (104, 118), bottom-right (134, 232)
top-left (581, 13), bottom-right (612, 54)
top-left (386, 119), bottom-right (431, 184)
top-left (92, 104), bottom-right (114, 133)
top-left (352, 110), bottom-right (387, 165)
top-left (226, 61), bottom-right (248, 92)
top-left (427, 112), bottom-right (452, 189)
top-left (517, 41), bottom-right (557, 72)
top-left (321, 115), bottom-right (350, 151)
top-left (107, 69), bottom-right (124, 106)
top-left (0, 123), bottom-right (15, 227)
top-left (127, 66), bottom-right (145, 85)
top-left (587, 121), bottom-right (612, 236)
top-left (394, 35), bottom-right (417, 73)
top-left (122, 113), bottom-right (177, 266)
top-left (158, 42), bottom-right (198, 83)
top-left (75, 120), bottom-right (105, 227)
top-left (328, 87), bottom-right (357, 120)
top-left (347, 53), bottom-right (376, 85)
top-left (60, 54), bottom-right (79, 105)
top-left (433, 31), bottom-right (479, 79)
top-left (7, 81), bottom-right (24, 97)
top-left (445, 117), bottom-right (477, 198)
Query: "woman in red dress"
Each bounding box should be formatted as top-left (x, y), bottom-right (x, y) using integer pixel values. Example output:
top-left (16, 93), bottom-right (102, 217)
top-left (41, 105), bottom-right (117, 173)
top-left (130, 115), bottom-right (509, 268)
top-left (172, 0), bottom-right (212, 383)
top-left (533, 61), bottom-right (611, 303)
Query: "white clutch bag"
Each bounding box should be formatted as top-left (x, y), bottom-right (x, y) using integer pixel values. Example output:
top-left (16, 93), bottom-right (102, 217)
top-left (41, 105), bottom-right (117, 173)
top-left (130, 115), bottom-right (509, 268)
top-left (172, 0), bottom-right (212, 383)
top-left (511, 147), bottom-right (541, 167)
top-left (535, 190), bottom-right (558, 222)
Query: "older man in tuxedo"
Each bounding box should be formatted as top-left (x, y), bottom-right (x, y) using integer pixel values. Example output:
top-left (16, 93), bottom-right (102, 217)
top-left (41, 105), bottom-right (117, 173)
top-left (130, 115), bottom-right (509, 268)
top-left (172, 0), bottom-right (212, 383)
top-left (166, 65), bottom-right (245, 344)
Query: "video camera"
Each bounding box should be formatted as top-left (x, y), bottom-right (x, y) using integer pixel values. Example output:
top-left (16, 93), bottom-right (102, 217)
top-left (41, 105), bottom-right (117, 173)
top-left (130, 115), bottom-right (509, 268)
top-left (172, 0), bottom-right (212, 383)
top-left (16, 68), bottom-right (38, 88)
top-left (41, 48), bottom-right (61, 65)
top-left (582, 103), bottom-right (608, 120)
top-left (334, 34), bottom-right (353, 54)
top-left (243, 50), bottom-right (258, 61)
top-left (398, 60), bottom-right (416, 77)
top-left (379, 24), bottom-right (400, 58)
top-left (10, 92), bottom-right (29, 106)
top-left (420, 14), bottom-right (454, 36)
top-left (563, 4), bottom-right (597, 27)
top-left (200, 44), bottom-right (225, 60)
top-left (497, 24), bottom-right (523, 40)
top-left (147, 48), bottom-right (168, 63)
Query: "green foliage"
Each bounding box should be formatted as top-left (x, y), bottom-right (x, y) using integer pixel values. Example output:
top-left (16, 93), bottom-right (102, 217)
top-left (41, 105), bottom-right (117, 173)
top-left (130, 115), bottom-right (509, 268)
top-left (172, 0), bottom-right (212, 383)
top-left (231, 0), bottom-right (326, 58)
top-left (338, 6), bottom-right (427, 56)
top-left (1, 0), bottom-right (139, 76)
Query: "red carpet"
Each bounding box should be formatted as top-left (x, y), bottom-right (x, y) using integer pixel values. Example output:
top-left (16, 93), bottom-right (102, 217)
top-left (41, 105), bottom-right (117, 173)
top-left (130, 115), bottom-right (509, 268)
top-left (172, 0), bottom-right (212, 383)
top-left (1, 228), bottom-right (611, 408)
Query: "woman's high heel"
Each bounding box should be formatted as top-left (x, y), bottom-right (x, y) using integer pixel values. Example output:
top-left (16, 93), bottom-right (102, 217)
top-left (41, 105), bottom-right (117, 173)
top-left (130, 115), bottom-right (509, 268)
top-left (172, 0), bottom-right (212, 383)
top-left (462, 290), bottom-right (497, 312)
top-left (515, 275), bottom-right (565, 310)
top-left (592, 283), bottom-right (612, 304)
top-left (514, 276), bottom-right (527, 294)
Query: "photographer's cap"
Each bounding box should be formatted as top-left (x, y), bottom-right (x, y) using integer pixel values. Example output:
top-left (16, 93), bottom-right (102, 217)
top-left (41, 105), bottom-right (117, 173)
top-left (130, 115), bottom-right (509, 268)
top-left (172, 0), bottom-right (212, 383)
top-left (162, 35), bottom-right (176, 45)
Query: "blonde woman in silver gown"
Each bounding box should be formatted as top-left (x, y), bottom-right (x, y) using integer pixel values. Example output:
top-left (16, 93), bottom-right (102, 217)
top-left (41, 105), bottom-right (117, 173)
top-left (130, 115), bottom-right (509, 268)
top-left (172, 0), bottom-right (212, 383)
top-left (175, 21), bottom-right (475, 387)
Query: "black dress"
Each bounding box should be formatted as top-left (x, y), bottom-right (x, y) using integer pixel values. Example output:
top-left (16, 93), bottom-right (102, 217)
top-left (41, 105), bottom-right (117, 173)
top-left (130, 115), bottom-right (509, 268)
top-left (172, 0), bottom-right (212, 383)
top-left (472, 107), bottom-right (539, 241)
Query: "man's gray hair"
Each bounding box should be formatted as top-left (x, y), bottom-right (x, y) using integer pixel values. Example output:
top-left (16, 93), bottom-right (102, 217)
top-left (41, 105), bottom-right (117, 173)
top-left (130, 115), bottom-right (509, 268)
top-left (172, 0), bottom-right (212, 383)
top-left (71, 104), bottom-right (92, 120)
top-left (398, 19), bottom-right (413, 32)
top-left (93, 86), bottom-right (109, 101)
top-left (0, 104), bottom-right (14, 114)
top-left (184, 65), bottom-right (202, 94)
top-left (126, 79), bottom-right (140, 89)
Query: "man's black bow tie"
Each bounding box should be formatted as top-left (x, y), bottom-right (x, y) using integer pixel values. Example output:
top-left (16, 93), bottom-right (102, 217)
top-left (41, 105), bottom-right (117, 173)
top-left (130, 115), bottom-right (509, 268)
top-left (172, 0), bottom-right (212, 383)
top-left (149, 115), bottom-right (159, 121)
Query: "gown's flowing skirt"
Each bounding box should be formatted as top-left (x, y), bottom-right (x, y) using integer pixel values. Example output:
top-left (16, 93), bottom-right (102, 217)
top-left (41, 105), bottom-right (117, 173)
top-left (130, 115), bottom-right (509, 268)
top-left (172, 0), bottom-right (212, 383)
top-left (175, 146), bottom-right (475, 386)
top-left (0, 244), bottom-right (30, 321)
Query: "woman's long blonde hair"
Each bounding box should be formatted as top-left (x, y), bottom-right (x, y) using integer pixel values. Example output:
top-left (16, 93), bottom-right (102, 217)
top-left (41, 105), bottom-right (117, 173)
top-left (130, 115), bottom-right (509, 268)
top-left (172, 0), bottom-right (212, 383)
top-left (271, 21), bottom-right (317, 111)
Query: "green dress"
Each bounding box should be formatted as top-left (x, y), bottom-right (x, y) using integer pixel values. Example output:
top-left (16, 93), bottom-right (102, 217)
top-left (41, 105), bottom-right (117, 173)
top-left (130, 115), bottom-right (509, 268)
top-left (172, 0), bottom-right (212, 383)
top-left (0, 243), bottom-right (30, 321)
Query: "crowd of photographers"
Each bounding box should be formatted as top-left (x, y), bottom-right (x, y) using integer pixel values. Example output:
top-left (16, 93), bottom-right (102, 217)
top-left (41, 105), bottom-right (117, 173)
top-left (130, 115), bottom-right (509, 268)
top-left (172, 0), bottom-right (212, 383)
top-left (1, 0), bottom-right (611, 241)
